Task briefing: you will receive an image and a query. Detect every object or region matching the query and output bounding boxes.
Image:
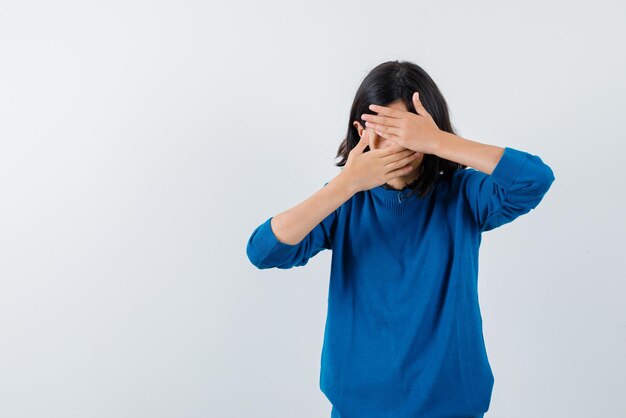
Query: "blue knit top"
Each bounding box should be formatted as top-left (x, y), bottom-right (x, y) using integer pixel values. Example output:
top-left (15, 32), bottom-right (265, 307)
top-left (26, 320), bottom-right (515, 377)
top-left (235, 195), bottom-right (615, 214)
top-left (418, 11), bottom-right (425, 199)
top-left (246, 147), bottom-right (555, 418)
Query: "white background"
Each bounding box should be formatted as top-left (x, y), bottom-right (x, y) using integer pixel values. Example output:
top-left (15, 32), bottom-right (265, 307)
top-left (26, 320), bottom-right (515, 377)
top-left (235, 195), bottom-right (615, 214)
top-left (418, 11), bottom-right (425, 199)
top-left (1, 1), bottom-right (624, 417)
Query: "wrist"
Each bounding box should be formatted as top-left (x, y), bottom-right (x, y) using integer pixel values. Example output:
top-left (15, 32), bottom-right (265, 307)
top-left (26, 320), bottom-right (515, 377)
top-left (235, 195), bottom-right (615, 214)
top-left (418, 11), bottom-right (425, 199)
top-left (334, 171), bottom-right (360, 197)
top-left (430, 130), bottom-right (451, 155)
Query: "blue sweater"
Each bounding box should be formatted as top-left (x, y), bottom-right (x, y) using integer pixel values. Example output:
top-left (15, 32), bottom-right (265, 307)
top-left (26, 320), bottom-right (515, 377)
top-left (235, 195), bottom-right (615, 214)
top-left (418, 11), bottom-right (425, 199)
top-left (246, 147), bottom-right (555, 418)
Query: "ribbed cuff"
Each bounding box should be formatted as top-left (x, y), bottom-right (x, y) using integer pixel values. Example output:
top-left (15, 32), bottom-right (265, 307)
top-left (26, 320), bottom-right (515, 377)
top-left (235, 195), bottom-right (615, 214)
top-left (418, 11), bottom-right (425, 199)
top-left (249, 216), bottom-right (302, 262)
top-left (250, 217), bottom-right (281, 261)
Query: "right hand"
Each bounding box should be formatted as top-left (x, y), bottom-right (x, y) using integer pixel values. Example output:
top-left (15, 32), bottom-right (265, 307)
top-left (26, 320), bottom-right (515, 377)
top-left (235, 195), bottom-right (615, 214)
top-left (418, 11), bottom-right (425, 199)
top-left (341, 130), bottom-right (421, 193)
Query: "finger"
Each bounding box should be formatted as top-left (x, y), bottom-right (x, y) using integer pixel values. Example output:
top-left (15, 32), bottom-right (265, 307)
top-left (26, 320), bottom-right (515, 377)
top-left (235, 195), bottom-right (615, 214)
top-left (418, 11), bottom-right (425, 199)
top-left (368, 104), bottom-right (404, 119)
top-left (385, 161), bottom-right (417, 180)
top-left (361, 113), bottom-right (401, 128)
top-left (381, 149), bottom-right (416, 164)
top-left (366, 123), bottom-right (401, 136)
top-left (373, 128), bottom-right (400, 142)
top-left (385, 151), bottom-right (421, 169)
top-left (377, 142), bottom-right (408, 157)
top-left (351, 130), bottom-right (369, 154)
top-left (412, 91), bottom-right (431, 117)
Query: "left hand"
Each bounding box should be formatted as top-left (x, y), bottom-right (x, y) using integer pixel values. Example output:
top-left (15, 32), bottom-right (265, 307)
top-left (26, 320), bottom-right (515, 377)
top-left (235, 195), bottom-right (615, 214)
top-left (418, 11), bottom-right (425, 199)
top-left (362, 92), bottom-right (443, 155)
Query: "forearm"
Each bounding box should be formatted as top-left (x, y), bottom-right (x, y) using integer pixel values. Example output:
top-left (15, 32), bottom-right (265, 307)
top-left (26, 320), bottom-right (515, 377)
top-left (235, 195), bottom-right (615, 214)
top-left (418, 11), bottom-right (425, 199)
top-left (432, 131), bottom-right (505, 175)
top-left (270, 173), bottom-right (355, 245)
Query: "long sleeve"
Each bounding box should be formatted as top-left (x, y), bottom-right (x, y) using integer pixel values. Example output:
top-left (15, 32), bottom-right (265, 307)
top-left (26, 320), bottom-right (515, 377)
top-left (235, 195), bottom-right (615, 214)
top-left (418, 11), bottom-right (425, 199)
top-left (245, 182), bottom-right (339, 269)
top-left (459, 146), bottom-right (555, 232)
top-left (248, 162), bottom-right (553, 416)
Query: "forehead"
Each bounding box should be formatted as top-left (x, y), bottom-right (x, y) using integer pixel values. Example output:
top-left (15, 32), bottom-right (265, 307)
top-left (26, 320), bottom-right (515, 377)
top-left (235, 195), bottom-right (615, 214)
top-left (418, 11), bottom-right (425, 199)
top-left (384, 99), bottom-right (408, 112)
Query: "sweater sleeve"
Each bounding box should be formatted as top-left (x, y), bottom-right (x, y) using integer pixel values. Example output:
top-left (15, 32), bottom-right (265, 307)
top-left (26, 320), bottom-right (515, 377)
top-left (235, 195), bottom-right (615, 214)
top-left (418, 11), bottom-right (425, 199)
top-left (245, 182), bottom-right (339, 269)
top-left (459, 146), bottom-right (555, 232)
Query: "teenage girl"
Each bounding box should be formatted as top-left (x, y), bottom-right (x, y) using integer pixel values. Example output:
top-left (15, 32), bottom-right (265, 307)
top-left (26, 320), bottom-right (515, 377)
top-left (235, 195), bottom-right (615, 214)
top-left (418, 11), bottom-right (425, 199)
top-left (246, 60), bottom-right (555, 418)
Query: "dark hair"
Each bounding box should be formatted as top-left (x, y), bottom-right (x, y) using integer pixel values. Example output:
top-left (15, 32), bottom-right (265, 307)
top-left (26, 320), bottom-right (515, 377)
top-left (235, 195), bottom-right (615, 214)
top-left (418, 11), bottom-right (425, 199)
top-left (335, 60), bottom-right (466, 199)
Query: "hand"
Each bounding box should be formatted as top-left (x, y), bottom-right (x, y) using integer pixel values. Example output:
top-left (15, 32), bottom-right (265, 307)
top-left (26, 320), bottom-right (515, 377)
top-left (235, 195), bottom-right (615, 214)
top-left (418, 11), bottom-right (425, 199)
top-left (340, 130), bottom-right (422, 193)
top-left (361, 92), bottom-right (442, 155)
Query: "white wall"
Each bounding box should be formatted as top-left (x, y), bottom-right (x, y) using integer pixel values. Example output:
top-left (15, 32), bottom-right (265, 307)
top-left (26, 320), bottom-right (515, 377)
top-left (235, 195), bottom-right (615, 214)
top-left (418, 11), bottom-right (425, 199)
top-left (0, 1), bottom-right (624, 417)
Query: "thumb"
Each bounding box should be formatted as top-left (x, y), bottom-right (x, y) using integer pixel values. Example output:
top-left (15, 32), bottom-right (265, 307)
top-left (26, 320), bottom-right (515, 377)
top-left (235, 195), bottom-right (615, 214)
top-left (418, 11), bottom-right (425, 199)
top-left (412, 92), bottom-right (421, 111)
top-left (352, 130), bottom-right (369, 154)
top-left (413, 91), bottom-right (429, 117)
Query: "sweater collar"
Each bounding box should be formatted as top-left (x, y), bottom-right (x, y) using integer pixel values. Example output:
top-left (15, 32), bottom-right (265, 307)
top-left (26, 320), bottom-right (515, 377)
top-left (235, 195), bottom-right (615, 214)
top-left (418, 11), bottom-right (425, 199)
top-left (369, 183), bottom-right (418, 205)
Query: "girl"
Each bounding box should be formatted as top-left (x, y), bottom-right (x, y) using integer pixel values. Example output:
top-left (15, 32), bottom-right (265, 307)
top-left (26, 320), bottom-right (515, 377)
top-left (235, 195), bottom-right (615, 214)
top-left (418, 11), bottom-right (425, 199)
top-left (246, 60), bottom-right (555, 418)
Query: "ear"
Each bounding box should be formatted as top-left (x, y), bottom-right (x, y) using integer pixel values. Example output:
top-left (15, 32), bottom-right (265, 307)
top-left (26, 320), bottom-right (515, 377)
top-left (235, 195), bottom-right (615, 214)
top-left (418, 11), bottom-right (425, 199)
top-left (353, 120), bottom-right (365, 137)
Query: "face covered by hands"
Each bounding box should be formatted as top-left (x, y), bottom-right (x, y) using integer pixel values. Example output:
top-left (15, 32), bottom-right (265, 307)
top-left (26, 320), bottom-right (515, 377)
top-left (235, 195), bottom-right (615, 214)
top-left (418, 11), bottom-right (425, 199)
top-left (352, 97), bottom-right (429, 190)
top-left (359, 92), bottom-right (443, 156)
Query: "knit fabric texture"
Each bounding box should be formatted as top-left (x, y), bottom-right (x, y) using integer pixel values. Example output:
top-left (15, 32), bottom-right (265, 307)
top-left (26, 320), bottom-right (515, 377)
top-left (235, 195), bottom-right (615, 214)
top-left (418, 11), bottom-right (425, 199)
top-left (246, 146), bottom-right (555, 418)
